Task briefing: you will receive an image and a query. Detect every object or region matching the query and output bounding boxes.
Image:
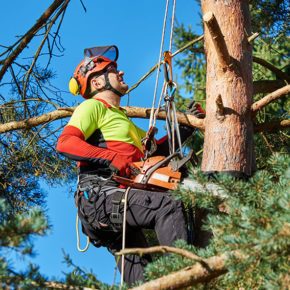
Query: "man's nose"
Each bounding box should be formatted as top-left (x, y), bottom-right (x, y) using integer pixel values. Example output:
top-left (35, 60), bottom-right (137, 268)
top-left (119, 71), bottom-right (124, 76)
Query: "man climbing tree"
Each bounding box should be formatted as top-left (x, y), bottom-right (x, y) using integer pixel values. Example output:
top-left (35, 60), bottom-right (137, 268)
top-left (56, 45), bottom-right (205, 285)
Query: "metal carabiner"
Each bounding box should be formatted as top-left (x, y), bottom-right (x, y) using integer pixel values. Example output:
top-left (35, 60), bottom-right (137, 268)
top-left (165, 81), bottom-right (177, 99)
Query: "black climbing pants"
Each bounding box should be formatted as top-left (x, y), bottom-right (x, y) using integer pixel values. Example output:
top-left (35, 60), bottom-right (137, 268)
top-left (76, 183), bottom-right (188, 286)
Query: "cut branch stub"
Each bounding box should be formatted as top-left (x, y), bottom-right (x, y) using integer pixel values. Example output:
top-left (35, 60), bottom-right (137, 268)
top-left (203, 11), bottom-right (232, 70)
top-left (215, 94), bottom-right (225, 121)
top-left (247, 32), bottom-right (260, 43)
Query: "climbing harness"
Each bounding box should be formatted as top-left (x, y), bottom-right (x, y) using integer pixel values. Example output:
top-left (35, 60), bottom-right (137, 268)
top-left (75, 175), bottom-right (116, 253)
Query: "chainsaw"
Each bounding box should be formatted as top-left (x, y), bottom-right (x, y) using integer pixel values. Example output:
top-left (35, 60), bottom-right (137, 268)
top-left (113, 150), bottom-right (197, 191)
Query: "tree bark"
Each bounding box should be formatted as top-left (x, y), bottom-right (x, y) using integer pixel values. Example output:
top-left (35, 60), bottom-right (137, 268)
top-left (201, 0), bottom-right (255, 176)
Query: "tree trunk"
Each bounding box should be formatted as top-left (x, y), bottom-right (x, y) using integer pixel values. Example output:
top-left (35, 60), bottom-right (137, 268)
top-left (201, 0), bottom-right (255, 177)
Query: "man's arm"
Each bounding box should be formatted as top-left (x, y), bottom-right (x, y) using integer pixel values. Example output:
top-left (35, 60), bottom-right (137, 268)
top-left (56, 100), bottom-right (133, 176)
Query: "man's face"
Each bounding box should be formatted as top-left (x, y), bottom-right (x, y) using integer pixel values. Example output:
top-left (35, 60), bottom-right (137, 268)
top-left (106, 65), bottom-right (129, 95)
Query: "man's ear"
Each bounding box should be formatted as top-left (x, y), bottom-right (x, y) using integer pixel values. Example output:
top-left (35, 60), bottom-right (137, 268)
top-left (91, 76), bottom-right (104, 90)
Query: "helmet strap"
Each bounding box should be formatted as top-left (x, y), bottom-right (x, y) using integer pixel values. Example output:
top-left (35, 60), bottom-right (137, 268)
top-left (87, 71), bottom-right (124, 99)
top-left (103, 71), bottom-right (124, 97)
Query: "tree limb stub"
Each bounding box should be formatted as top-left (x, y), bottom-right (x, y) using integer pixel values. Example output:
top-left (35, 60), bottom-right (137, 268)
top-left (252, 84), bottom-right (290, 112)
top-left (203, 11), bottom-right (232, 70)
top-left (253, 56), bottom-right (290, 83)
top-left (0, 106), bottom-right (205, 134)
top-left (247, 32), bottom-right (260, 43)
top-left (215, 94), bottom-right (225, 121)
top-left (0, 0), bottom-right (69, 82)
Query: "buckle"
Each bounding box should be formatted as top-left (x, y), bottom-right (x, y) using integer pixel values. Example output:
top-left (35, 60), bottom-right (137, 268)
top-left (110, 203), bottom-right (123, 225)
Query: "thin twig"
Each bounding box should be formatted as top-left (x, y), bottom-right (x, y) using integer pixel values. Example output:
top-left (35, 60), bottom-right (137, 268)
top-left (0, 0), bottom-right (70, 81)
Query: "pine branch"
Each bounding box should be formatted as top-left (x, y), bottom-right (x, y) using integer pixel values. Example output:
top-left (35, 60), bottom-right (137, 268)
top-left (252, 84), bottom-right (290, 112)
top-left (129, 251), bottom-right (243, 290)
top-left (0, 0), bottom-right (70, 81)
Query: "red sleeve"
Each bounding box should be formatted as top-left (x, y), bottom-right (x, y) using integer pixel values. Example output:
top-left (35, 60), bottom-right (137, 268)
top-left (56, 125), bottom-right (117, 164)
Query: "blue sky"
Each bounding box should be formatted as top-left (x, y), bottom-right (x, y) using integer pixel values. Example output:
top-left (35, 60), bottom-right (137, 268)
top-left (1, 0), bottom-right (201, 285)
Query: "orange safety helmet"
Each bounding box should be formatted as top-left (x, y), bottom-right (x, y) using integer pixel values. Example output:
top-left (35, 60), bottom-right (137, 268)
top-left (69, 45), bottom-right (119, 99)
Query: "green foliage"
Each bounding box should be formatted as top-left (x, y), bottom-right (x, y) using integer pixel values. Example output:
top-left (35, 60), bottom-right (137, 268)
top-left (144, 154), bottom-right (290, 289)
top-left (174, 24), bottom-right (206, 104)
top-left (250, 0), bottom-right (290, 38)
top-left (0, 197), bottom-right (49, 287)
top-left (0, 197), bottom-right (110, 289)
top-left (62, 251), bottom-right (113, 289)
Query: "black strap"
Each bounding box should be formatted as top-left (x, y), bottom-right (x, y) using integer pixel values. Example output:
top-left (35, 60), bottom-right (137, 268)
top-left (103, 71), bottom-right (123, 97)
top-left (87, 71), bottom-right (123, 98)
top-left (109, 191), bottom-right (124, 231)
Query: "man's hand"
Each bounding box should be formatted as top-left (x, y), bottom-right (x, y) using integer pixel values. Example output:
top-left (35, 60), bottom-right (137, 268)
top-left (186, 100), bottom-right (205, 119)
top-left (110, 155), bottom-right (140, 177)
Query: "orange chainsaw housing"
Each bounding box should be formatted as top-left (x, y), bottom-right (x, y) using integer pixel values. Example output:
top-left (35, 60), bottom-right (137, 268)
top-left (113, 156), bottom-right (181, 191)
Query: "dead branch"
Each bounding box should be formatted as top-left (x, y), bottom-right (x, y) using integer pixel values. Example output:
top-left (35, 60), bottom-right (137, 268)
top-left (254, 119), bottom-right (290, 133)
top-left (116, 245), bottom-right (205, 264)
top-left (252, 84), bottom-right (290, 112)
top-left (203, 12), bottom-right (232, 69)
top-left (0, 106), bottom-right (205, 134)
top-left (0, 107), bottom-right (74, 133)
top-left (22, 1), bottom-right (69, 99)
top-left (0, 0), bottom-right (70, 82)
top-left (253, 56), bottom-right (290, 82)
top-left (253, 79), bottom-right (287, 95)
top-left (1, 104), bottom-right (290, 135)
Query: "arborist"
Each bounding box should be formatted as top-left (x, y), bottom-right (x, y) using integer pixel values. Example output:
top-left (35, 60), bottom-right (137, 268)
top-left (56, 45), bottom-right (205, 285)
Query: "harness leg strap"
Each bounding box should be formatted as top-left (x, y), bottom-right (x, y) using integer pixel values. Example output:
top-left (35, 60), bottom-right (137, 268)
top-left (110, 191), bottom-right (125, 231)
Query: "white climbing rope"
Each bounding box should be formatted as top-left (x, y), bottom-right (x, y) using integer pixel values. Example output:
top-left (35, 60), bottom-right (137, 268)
top-left (120, 186), bottom-right (131, 288)
top-left (149, 0), bottom-right (177, 130)
top-left (149, 0), bottom-right (171, 128)
top-left (76, 213), bottom-right (90, 252)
